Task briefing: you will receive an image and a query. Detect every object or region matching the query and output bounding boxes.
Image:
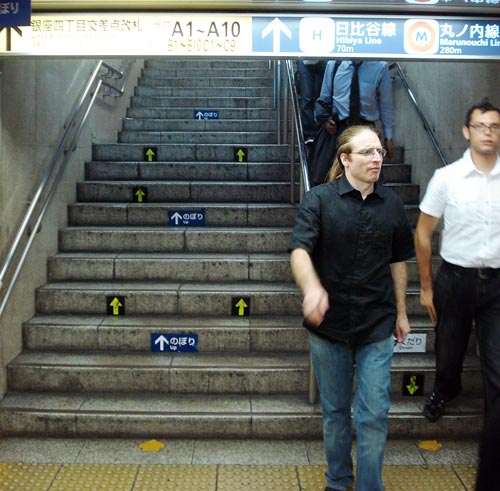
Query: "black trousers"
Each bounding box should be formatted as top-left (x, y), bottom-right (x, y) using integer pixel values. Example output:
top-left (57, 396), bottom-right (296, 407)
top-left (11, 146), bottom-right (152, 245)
top-left (432, 261), bottom-right (500, 409)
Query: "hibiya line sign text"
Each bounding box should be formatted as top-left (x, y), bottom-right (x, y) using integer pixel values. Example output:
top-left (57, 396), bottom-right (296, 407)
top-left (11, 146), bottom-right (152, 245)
top-left (1, 13), bottom-right (499, 60)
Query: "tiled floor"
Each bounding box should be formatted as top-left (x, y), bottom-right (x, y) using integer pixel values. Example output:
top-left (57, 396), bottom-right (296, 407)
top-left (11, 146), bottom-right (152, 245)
top-left (0, 437), bottom-right (479, 490)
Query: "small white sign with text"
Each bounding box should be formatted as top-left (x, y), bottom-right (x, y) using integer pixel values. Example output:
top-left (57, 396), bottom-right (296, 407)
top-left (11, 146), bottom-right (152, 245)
top-left (394, 333), bottom-right (427, 353)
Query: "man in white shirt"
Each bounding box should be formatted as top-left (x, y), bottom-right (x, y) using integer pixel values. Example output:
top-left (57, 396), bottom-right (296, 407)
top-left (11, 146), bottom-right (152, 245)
top-left (415, 99), bottom-right (500, 491)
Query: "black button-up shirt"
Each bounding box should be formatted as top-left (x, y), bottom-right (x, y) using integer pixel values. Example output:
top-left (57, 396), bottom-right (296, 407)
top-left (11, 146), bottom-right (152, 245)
top-left (289, 175), bottom-right (415, 346)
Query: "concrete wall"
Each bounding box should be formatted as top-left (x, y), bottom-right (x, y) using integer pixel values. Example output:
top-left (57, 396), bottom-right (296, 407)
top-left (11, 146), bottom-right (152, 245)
top-left (392, 61), bottom-right (500, 196)
top-left (0, 58), bottom-right (142, 397)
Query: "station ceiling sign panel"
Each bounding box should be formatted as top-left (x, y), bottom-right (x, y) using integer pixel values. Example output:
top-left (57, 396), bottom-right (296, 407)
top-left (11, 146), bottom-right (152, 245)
top-left (1, 12), bottom-right (499, 59)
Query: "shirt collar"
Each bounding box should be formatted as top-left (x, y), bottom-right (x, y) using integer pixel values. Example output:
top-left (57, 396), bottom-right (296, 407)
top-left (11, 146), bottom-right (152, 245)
top-left (461, 148), bottom-right (500, 177)
top-left (337, 174), bottom-right (384, 199)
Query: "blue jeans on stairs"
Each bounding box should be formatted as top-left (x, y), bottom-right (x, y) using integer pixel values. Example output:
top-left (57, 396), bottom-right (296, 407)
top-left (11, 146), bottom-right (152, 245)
top-left (309, 332), bottom-right (393, 491)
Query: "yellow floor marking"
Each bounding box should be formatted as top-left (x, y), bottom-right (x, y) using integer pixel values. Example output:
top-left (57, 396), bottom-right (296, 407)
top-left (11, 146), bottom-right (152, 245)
top-left (133, 464), bottom-right (217, 491)
top-left (0, 463), bottom-right (60, 491)
top-left (0, 462), bottom-right (479, 490)
top-left (383, 465), bottom-right (470, 491)
top-left (297, 465), bottom-right (328, 491)
top-left (217, 465), bottom-right (300, 491)
top-left (453, 465), bottom-right (478, 491)
top-left (49, 464), bottom-right (138, 491)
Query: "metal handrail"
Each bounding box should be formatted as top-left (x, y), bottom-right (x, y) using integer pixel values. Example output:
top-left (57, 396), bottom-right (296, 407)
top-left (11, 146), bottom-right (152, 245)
top-left (0, 60), bottom-right (131, 318)
top-left (283, 60), bottom-right (317, 404)
top-left (390, 62), bottom-right (449, 167)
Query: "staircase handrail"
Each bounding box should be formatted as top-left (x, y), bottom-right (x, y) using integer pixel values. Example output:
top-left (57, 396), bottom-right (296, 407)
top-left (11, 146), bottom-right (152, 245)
top-left (284, 60), bottom-right (311, 199)
top-left (0, 60), bottom-right (133, 319)
top-left (283, 60), bottom-right (318, 404)
top-left (390, 62), bottom-right (449, 167)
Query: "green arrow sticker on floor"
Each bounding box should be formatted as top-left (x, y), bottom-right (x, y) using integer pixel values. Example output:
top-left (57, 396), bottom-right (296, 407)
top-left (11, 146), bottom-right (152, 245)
top-left (402, 373), bottom-right (424, 396)
top-left (234, 147), bottom-right (248, 163)
top-left (133, 186), bottom-right (148, 203)
top-left (107, 296), bottom-right (125, 316)
top-left (143, 146), bottom-right (158, 162)
top-left (232, 297), bottom-right (250, 316)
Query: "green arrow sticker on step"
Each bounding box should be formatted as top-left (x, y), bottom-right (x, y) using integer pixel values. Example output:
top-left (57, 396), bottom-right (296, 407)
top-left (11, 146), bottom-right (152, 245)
top-left (107, 296), bottom-right (125, 316)
top-left (232, 297), bottom-right (250, 316)
top-left (402, 373), bottom-right (424, 396)
top-left (234, 147), bottom-right (248, 163)
top-left (144, 147), bottom-right (158, 162)
top-left (133, 186), bottom-right (148, 203)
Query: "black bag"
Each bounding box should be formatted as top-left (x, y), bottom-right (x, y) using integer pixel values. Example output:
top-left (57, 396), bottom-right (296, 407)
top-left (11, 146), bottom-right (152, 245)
top-left (307, 122), bottom-right (337, 187)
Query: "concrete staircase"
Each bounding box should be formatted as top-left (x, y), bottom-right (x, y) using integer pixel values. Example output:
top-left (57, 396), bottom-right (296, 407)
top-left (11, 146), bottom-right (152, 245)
top-left (0, 59), bottom-right (482, 439)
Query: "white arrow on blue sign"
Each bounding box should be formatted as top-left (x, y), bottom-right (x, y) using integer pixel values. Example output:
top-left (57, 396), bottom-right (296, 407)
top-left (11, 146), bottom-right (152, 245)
top-left (168, 210), bottom-right (206, 227)
top-left (194, 110), bottom-right (219, 120)
top-left (151, 333), bottom-right (199, 353)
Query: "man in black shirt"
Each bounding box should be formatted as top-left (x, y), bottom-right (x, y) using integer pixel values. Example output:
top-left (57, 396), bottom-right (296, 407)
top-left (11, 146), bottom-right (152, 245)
top-left (289, 126), bottom-right (414, 491)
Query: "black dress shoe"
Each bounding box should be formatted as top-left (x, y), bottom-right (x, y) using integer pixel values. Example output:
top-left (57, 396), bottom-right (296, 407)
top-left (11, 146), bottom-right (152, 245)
top-left (423, 391), bottom-right (446, 422)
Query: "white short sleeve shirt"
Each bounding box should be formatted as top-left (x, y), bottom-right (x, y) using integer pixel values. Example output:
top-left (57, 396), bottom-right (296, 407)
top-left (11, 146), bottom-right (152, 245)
top-left (420, 149), bottom-right (500, 268)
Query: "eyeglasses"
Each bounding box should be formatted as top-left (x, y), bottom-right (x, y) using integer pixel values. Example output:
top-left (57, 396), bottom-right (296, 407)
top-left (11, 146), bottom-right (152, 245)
top-left (469, 123), bottom-right (500, 134)
top-left (351, 147), bottom-right (387, 158)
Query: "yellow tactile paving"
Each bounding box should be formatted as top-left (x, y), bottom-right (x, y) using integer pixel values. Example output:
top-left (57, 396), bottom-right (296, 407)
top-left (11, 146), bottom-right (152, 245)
top-left (297, 465), bottom-right (328, 491)
top-left (0, 463), bottom-right (60, 491)
top-left (49, 464), bottom-right (138, 491)
top-left (383, 465), bottom-right (471, 491)
top-left (133, 464), bottom-right (217, 491)
top-left (453, 465), bottom-right (478, 491)
top-left (217, 465), bottom-right (300, 491)
top-left (0, 463), bottom-right (480, 490)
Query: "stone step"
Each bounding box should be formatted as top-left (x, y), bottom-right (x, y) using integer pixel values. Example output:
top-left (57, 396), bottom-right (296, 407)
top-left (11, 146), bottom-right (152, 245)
top-left (68, 203), bottom-right (299, 227)
top-left (138, 76), bottom-right (274, 88)
top-left (76, 181), bottom-right (297, 203)
top-left (122, 119), bottom-right (277, 132)
top-left (34, 281), bottom-right (301, 316)
top-left (46, 253), bottom-right (440, 285)
top-left (83, 162), bottom-right (408, 183)
top-left (144, 59), bottom-right (271, 70)
top-left (92, 143), bottom-right (292, 163)
top-left (135, 86), bottom-right (271, 98)
top-left (21, 314), bottom-right (477, 355)
top-left (47, 252), bottom-right (294, 282)
top-left (0, 392), bottom-right (482, 439)
top-left (58, 226), bottom-right (292, 253)
top-left (142, 65), bottom-right (273, 77)
top-left (117, 131), bottom-right (278, 144)
top-left (22, 315), bottom-right (308, 353)
top-left (5, 351), bottom-right (481, 397)
top-left (130, 96), bottom-right (275, 109)
top-left (34, 280), bottom-right (430, 316)
top-left (84, 161), bottom-right (298, 182)
top-left (7, 351), bottom-right (309, 394)
top-left (127, 107), bottom-right (275, 120)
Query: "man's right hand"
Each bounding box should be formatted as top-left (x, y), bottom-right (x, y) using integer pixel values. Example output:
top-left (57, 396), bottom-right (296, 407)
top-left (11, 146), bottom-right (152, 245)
top-left (325, 118), bottom-right (337, 135)
top-left (420, 286), bottom-right (437, 325)
top-left (303, 287), bottom-right (330, 327)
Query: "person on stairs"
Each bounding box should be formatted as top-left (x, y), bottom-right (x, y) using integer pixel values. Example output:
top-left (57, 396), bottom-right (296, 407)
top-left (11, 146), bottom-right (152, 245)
top-left (296, 59), bottom-right (328, 145)
top-left (414, 98), bottom-right (500, 491)
top-left (290, 125), bottom-right (414, 491)
top-left (309, 60), bottom-right (395, 187)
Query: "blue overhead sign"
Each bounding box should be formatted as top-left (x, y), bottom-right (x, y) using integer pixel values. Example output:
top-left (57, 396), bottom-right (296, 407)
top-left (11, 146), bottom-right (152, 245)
top-left (252, 15), bottom-right (500, 59)
top-left (0, 0), bottom-right (30, 27)
top-left (1, 12), bottom-right (499, 60)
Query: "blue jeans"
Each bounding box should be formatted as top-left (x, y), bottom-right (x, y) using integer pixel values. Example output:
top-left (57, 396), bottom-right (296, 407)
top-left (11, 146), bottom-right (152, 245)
top-left (309, 332), bottom-right (393, 491)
